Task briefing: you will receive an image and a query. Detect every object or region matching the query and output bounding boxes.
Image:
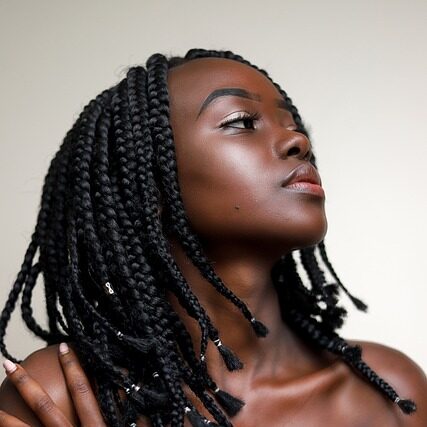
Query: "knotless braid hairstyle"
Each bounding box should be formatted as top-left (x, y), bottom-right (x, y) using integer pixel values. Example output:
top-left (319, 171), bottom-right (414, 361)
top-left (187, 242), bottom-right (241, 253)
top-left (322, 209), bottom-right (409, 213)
top-left (0, 48), bottom-right (416, 426)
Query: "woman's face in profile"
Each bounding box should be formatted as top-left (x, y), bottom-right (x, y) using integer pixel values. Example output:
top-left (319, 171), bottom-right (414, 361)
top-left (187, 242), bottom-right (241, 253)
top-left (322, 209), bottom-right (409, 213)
top-left (167, 58), bottom-right (327, 255)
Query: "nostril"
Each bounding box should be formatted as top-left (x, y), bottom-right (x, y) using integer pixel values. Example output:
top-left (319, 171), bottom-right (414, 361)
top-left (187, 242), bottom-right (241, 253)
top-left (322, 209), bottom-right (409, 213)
top-left (287, 147), bottom-right (300, 157)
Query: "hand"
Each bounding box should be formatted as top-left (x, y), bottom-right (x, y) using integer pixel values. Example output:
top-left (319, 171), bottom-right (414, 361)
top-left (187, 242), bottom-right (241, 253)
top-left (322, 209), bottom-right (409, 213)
top-left (0, 343), bottom-right (107, 427)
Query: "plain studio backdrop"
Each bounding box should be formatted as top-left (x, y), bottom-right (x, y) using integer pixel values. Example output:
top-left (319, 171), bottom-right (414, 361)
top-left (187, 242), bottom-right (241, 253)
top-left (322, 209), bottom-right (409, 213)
top-left (0, 0), bottom-right (426, 383)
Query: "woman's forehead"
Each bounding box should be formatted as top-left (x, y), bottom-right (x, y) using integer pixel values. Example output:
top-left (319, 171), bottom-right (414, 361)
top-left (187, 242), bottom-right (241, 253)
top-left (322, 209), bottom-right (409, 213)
top-left (167, 57), bottom-right (283, 114)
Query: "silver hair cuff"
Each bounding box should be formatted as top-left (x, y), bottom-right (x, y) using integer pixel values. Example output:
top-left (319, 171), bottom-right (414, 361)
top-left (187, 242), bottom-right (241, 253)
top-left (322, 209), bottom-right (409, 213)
top-left (125, 383), bottom-right (140, 394)
top-left (213, 338), bottom-right (223, 348)
top-left (104, 281), bottom-right (114, 294)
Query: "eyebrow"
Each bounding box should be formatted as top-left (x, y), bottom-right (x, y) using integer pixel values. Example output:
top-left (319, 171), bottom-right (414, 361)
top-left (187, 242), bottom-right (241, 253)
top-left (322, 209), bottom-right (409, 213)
top-left (196, 87), bottom-right (289, 118)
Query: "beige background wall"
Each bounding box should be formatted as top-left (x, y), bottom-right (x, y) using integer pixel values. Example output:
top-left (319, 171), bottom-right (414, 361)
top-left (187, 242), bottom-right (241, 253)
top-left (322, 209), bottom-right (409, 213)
top-left (0, 0), bottom-right (426, 383)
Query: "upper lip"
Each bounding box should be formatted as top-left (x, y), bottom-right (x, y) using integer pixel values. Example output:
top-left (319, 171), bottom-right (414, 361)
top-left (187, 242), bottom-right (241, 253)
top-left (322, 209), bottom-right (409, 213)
top-left (281, 163), bottom-right (322, 187)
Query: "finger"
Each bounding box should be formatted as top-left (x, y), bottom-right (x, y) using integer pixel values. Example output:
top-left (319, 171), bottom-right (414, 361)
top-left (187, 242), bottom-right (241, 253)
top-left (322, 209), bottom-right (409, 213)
top-left (3, 360), bottom-right (73, 427)
top-left (0, 410), bottom-right (30, 427)
top-left (58, 343), bottom-right (107, 427)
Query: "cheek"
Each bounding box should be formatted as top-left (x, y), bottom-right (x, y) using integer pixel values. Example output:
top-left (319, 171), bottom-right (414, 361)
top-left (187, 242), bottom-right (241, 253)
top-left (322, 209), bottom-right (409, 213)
top-left (175, 142), bottom-right (266, 236)
top-left (172, 136), bottom-right (327, 248)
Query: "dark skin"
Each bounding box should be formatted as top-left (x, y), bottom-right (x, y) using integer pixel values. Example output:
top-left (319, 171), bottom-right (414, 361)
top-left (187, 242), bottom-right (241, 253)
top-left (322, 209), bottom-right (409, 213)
top-left (1, 58), bottom-right (426, 426)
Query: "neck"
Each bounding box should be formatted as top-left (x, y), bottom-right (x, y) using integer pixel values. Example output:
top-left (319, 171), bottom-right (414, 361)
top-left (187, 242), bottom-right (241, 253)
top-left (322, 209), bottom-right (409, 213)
top-left (167, 237), bottom-right (319, 387)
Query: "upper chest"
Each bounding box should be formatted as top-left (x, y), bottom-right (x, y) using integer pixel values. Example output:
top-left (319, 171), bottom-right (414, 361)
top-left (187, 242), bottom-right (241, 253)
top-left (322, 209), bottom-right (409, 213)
top-left (136, 363), bottom-right (403, 427)
top-left (219, 386), bottom-right (401, 427)
top-left (187, 370), bottom-right (401, 427)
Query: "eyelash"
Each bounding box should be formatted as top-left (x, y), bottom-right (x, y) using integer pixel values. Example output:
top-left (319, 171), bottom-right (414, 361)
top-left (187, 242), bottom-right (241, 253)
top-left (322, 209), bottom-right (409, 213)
top-left (219, 112), bottom-right (261, 130)
top-left (219, 112), bottom-right (303, 135)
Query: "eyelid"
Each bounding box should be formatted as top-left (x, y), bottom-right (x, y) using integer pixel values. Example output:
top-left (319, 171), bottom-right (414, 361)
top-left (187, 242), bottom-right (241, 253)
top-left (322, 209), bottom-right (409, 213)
top-left (219, 111), bottom-right (260, 127)
top-left (218, 110), bottom-right (298, 131)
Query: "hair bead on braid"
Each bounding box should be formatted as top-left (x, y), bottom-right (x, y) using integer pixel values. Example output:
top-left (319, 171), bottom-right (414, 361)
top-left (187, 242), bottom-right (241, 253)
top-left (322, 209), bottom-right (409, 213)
top-left (104, 281), bottom-right (115, 295)
top-left (0, 47), bottom-right (417, 427)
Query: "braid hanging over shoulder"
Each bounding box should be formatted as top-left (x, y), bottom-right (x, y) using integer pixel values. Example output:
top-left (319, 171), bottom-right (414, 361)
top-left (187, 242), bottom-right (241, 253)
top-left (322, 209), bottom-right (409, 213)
top-left (0, 48), bottom-right (416, 426)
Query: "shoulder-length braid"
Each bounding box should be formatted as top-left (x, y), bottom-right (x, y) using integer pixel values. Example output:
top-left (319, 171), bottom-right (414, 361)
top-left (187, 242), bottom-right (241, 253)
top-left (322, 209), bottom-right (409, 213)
top-left (0, 48), bottom-right (416, 426)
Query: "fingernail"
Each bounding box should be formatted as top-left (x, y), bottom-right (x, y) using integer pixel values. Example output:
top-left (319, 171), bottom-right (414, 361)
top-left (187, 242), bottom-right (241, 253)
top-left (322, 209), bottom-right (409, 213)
top-left (3, 359), bottom-right (17, 374)
top-left (59, 342), bottom-right (69, 355)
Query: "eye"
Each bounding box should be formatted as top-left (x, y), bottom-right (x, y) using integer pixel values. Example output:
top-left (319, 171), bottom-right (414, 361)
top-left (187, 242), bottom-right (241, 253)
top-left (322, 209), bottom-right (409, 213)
top-left (219, 112), bottom-right (260, 130)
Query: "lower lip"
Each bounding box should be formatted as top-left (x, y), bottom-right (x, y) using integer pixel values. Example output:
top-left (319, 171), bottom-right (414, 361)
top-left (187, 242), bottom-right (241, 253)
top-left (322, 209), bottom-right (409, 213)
top-left (283, 182), bottom-right (325, 197)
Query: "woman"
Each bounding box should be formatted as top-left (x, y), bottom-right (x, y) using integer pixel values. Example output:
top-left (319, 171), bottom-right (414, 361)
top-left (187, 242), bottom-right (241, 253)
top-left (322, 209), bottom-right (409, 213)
top-left (0, 48), bottom-right (425, 426)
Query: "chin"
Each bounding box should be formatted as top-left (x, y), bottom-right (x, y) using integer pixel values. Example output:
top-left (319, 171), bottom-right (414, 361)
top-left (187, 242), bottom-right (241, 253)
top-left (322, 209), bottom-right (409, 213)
top-left (278, 213), bottom-right (328, 252)
top-left (301, 220), bottom-right (327, 249)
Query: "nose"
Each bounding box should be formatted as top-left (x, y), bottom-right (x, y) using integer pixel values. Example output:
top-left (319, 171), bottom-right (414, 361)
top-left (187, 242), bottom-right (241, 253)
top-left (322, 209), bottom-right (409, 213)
top-left (275, 130), bottom-right (312, 161)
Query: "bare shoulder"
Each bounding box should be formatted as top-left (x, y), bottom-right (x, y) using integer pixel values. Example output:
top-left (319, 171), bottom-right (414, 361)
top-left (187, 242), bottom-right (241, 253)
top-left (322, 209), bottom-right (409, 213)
top-left (348, 339), bottom-right (427, 426)
top-left (351, 340), bottom-right (427, 399)
top-left (0, 344), bottom-right (77, 426)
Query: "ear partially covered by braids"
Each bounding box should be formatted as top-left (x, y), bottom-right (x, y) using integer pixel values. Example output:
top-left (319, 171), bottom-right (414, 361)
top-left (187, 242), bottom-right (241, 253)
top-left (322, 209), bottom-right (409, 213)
top-left (0, 47), bottom-right (416, 427)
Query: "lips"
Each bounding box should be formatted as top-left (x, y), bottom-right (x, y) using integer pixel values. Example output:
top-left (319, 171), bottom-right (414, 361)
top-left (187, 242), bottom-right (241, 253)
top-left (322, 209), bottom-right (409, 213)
top-left (281, 163), bottom-right (322, 187)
